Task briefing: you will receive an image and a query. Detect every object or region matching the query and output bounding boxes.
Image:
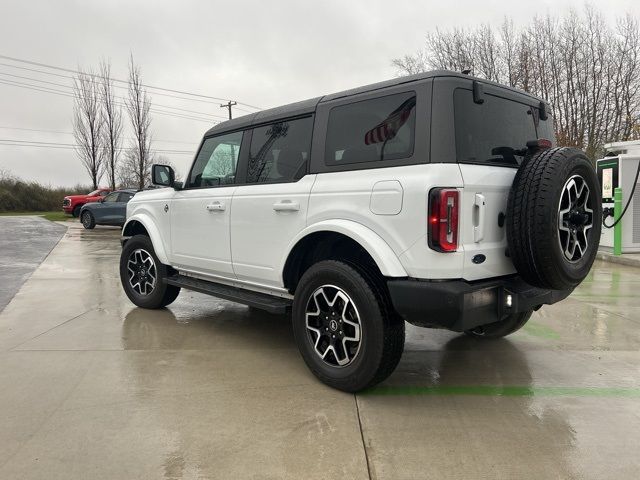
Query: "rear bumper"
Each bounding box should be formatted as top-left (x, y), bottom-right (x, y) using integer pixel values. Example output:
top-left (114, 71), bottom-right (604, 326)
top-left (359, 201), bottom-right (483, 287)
top-left (387, 276), bottom-right (572, 332)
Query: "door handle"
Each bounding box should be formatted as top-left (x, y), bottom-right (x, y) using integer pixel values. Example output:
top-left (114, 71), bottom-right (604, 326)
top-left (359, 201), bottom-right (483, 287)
top-left (473, 193), bottom-right (486, 243)
top-left (206, 201), bottom-right (226, 212)
top-left (273, 200), bottom-right (300, 212)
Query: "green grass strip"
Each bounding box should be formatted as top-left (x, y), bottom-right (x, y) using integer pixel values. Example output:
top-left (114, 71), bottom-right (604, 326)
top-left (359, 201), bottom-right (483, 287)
top-left (362, 385), bottom-right (640, 398)
top-left (0, 211), bottom-right (71, 222)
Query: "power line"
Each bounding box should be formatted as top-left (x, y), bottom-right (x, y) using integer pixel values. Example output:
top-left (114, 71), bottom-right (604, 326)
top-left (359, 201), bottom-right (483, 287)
top-left (0, 78), bottom-right (219, 124)
top-left (0, 62), bottom-right (239, 106)
top-left (0, 126), bottom-right (197, 145)
top-left (0, 138), bottom-right (194, 151)
top-left (0, 78), bottom-right (218, 124)
top-left (0, 54), bottom-right (262, 110)
top-left (0, 126), bottom-right (72, 135)
top-left (0, 144), bottom-right (195, 155)
top-left (0, 138), bottom-right (195, 155)
top-left (0, 70), bottom-right (229, 120)
top-left (0, 78), bottom-right (212, 124)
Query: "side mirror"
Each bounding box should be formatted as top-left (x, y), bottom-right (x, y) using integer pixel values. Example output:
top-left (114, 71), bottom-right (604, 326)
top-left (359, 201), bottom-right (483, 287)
top-left (152, 164), bottom-right (175, 188)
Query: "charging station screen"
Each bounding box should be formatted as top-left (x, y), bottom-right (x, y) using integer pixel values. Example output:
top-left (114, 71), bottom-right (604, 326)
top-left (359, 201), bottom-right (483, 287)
top-left (602, 168), bottom-right (613, 199)
top-left (598, 158), bottom-right (618, 203)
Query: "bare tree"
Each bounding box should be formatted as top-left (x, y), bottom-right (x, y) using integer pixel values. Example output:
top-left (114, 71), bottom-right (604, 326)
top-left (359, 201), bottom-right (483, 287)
top-left (392, 5), bottom-right (640, 158)
top-left (73, 68), bottom-right (104, 189)
top-left (125, 55), bottom-right (153, 189)
top-left (117, 150), bottom-right (149, 188)
top-left (392, 50), bottom-right (429, 75)
top-left (99, 60), bottom-right (123, 190)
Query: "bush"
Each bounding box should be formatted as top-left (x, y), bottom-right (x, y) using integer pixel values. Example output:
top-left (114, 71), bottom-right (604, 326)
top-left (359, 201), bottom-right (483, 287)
top-left (0, 173), bottom-right (92, 212)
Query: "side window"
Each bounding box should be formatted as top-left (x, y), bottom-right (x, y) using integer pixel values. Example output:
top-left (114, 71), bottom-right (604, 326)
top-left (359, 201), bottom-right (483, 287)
top-left (246, 117), bottom-right (313, 183)
top-left (188, 131), bottom-right (242, 188)
top-left (325, 92), bottom-right (416, 166)
top-left (103, 192), bottom-right (119, 203)
top-left (118, 193), bottom-right (134, 203)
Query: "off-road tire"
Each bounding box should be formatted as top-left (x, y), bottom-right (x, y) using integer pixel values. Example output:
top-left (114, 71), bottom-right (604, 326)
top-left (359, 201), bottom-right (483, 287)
top-left (464, 311), bottom-right (533, 338)
top-left (506, 147), bottom-right (601, 290)
top-left (120, 234), bottom-right (180, 309)
top-left (81, 210), bottom-right (95, 230)
top-left (72, 205), bottom-right (82, 217)
top-left (292, 260), bottom-right (405, 392)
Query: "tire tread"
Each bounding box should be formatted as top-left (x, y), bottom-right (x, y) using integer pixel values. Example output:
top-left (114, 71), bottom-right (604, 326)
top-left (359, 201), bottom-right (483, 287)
top-left (506, 147), bottom-right (601, 289)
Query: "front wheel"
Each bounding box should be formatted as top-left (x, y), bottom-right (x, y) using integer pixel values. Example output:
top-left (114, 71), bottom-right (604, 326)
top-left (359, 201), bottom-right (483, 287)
top-left (119, 234), bottom-right (180, 309)
top-left (292, 260), bottom-right (405, 392)
top-left (464, 310), bottom-right (533, 338)
top-left (81, 211), bottom-right (95, 229)
top-left (72, 205), bottom-right (82, 217)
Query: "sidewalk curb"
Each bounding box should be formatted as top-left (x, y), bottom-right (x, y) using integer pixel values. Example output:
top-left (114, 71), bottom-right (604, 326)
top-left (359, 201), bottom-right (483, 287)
top-left (596, 251), bottom-right (640, 268)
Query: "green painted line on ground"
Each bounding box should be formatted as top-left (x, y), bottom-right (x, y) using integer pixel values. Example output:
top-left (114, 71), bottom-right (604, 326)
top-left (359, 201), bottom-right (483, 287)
top-left (522, 322), bottom-right (560, 340)
top-left (362, 385), bottom-right (640, 397)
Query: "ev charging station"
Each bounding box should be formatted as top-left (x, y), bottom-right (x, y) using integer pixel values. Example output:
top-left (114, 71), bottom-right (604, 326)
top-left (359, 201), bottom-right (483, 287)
top-left (596, 140), bottom-right (640, 254)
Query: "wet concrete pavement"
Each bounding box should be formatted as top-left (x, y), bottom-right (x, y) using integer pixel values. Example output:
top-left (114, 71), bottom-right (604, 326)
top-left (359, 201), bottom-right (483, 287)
top-left (0, 217), bottom-right (66, 312)
top-left (0, 222), bottom-right (639, 479)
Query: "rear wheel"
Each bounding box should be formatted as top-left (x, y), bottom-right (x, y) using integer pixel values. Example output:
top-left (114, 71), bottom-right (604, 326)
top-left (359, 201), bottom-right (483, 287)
top-left (119, 235), bottom-right (180, 309)
top-left (465, 311), bottom-right (533, 339)
top-left (292, 260), bottom-right (405, 392)
top-left (81, 210), bottom-right (95, 229)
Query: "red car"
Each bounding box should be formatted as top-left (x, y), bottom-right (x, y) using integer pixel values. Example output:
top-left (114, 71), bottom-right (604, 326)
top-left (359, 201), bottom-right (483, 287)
top-left (62, 188), bottom-right (111, 217)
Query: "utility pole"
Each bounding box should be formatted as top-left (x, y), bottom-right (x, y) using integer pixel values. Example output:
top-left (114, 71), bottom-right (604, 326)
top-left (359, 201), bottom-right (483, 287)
top-left (220, 101), bottom-right (237, 120)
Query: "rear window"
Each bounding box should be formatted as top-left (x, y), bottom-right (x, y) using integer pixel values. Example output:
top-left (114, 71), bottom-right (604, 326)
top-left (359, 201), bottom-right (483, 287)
top-left (325, 92), bottom-right (416, 166)
top-left (454, 89), bottom-right (551, 166)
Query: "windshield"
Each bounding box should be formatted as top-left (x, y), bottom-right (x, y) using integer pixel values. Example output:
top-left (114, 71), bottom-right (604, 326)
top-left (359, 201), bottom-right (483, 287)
top-left (454, 88), bottom-right (554, 166)
top-left (88, 190), bottom-right (101, 196)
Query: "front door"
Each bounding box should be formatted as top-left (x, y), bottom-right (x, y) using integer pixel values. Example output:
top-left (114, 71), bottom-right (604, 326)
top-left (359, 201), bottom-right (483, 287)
top-left (170, 131), bottom-right (243, 278)
top-left (231, 117), bottom-right (315, 288)
top-left (97, 191), bottom-right (121, 223)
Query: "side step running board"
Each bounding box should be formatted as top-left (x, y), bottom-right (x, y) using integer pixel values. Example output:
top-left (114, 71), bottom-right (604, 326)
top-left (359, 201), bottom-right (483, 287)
top-left (166, 274), bottom-right (292, 314)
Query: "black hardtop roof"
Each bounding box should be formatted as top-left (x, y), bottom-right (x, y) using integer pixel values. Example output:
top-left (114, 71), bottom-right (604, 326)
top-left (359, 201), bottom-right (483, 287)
top-left (204, 70), bottom-right (546, 137)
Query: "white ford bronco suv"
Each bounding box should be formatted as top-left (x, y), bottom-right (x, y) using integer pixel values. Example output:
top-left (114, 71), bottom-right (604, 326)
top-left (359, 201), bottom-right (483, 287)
top-left (119, 71), bottom-right (601, 392)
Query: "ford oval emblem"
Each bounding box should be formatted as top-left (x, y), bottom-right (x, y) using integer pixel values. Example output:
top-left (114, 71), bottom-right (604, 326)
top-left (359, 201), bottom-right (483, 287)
top-left (472, 254), bottom-right (486, 264)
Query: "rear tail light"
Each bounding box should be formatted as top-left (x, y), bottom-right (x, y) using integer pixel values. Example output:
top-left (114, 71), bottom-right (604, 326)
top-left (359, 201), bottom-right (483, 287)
top-left (428, 188), bottom-right (459, 252)
top-left (526, 138), bottom-right (552, 151)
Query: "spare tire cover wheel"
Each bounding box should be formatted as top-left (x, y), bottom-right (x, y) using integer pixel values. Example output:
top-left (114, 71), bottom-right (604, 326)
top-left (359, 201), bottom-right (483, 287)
top-left (506, 147), bottom-right (602, 290)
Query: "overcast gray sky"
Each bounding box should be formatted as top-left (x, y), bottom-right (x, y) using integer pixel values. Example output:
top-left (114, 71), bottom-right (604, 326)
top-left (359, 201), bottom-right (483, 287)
top-left (1, 0), bottom-right (638, 187)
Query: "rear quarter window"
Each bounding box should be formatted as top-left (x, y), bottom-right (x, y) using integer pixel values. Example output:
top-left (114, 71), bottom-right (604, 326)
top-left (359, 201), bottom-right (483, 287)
top-left (324, 92), bottom-right (416, 166)
top-left (454, 89), bottom-right (547, 166)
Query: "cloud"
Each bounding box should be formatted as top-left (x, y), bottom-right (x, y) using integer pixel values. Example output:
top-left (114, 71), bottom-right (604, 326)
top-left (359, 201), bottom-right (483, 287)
top-left (0, 0), bottom-right (637, 186)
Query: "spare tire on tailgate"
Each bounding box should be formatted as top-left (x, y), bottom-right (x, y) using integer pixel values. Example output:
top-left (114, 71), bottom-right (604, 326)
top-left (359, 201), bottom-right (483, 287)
top-left (506, 147), bottom-right (601, 290)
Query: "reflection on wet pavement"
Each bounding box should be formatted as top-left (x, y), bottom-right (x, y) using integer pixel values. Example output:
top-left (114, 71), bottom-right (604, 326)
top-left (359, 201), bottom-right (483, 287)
top-left (0, 224), bottom-right (638, 479)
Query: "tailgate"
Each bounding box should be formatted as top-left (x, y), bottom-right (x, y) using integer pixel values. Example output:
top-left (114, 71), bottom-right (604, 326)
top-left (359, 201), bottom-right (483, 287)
top-left (458, 164), bottom-right (517, 280)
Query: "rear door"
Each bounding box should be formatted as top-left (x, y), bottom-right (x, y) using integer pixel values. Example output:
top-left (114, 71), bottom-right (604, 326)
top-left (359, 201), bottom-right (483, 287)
top-left (230, 116), bottom-right (315, 288)
top-left (434, 78), bottom-right (554, 280)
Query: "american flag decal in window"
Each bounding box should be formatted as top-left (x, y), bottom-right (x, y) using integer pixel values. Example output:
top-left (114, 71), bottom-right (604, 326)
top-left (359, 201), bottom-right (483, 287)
top-left (364, 96), bottom-right (416, 145)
